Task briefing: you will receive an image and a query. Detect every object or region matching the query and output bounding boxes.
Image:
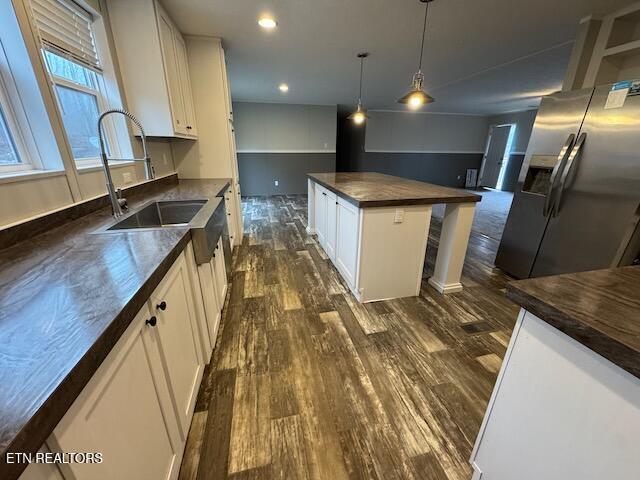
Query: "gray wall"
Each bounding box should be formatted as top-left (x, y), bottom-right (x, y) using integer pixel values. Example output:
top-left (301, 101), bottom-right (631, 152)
top-left (336, 109), bottom-right (483, 188)
top-left (365, 110), bottom-right (489, 153)
top-left (238, 153), bottom-right (335, 195)
top-left (233, 102), bottom-right (337, 152)
top-left (233, 102), bottom-right (337, 195)
top-left (501, 153), bottom-right (525, 192)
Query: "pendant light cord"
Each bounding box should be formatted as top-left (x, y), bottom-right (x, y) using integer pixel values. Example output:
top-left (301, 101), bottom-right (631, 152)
top-left (418, 1), bottom-right (429, 71)
top-left (358, 56), bottom-right (364, 102)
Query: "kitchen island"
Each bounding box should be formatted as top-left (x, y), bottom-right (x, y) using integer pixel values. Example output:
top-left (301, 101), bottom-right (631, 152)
top-left (307, 172), bottom-right (481, 301)
top-left (470, 266), bottom-right (640, 480)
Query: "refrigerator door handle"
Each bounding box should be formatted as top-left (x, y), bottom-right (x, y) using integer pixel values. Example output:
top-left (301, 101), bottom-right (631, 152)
top-left (552, 132), bottom-right (587, 217)
top-left (543, 134), bottom-right (575, 217)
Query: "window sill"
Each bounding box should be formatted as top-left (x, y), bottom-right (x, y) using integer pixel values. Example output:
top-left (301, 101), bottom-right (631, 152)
top-left (0, 168), bottom-right (66, 185)
top-left (76, 160), bottom-right (136, 173)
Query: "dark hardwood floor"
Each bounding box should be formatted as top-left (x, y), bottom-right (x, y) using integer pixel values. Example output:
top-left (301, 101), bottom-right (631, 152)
top-left (179, 195), bottom-right (518, 480)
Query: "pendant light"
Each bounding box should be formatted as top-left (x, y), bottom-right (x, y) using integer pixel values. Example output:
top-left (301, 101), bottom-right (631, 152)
top-left (348, 52), bottom-right (369, 125)
top-left (398, 0), bottom-right (435, 109)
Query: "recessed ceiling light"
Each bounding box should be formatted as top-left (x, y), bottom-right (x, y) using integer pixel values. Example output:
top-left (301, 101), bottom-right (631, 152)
top-left (258, 17), bottom-right (277, 29)
top-left (279, 83), bottom-right (289, 93)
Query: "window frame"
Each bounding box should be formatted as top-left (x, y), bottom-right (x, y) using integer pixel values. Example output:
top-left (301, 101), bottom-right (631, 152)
top-left (0, 60), bottom-right (36, 175)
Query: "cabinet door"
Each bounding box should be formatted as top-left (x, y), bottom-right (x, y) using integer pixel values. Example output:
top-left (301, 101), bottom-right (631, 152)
top-left (233, 183), bottom-right (244, 241)
top-left (197, 259), bottom-right (221, 349)
top-left (213, 237), bottom-right (228, 306)
top-left (225, 188), bottom-right (237, 248)
top-left (335, 197), bottom-right (360, 288)
top-left (49, 305), bottom-right (182, 480)
top-left (149, 254), bottom-right (204, 437)
top-left (325, 190), bottom-right (337, 260)
top-left (158, 9), bottom-right (186, 135)
top-left (315, 186), bottom-right (327, 246)
top-left (174, 33), bottom-right (197, 136)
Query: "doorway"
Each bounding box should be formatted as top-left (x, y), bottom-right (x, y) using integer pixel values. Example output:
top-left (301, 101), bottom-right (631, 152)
top-left (479, 123), bottom-right (516, 190)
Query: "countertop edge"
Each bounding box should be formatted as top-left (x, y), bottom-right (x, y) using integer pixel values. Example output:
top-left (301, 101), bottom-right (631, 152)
top-left (506, 284), bottom-right (640, 380)
top-left (307, 174), bottom-right (482, 207)
top-left (1, 231), bottom-right (192, 480)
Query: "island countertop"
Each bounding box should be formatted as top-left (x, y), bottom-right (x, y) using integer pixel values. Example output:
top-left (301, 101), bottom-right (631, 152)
top-left (506, 266), bottom-right (640, 379)
top-left (307, 172), bottom-right (481, 207)
top-left (0, 176), bottom-right (229, 480)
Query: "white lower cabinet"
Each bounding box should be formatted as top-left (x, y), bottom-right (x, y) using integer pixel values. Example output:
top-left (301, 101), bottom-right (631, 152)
top-left (48, 304), bottom-right (183, 480)
top-left (25, 243), bottom-right (228, 480)
top-left (225, 188), bottom-right (237, 248)
top-left (325, 190), bottom-right (337, 261)
top-left (315, 185), bottom-right (327, 247)
top-left (213, 238), bottom-right (228, 306)
top-left (149, 253), bottom-right (204, 438)
top-left (196, 237), bottom-right (227, 349)
top-left (335, 197), bottom-right (360, 288)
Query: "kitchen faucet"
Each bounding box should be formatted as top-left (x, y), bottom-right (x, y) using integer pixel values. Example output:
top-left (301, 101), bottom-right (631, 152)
top-left (97, 108), bottom-right (155, 218)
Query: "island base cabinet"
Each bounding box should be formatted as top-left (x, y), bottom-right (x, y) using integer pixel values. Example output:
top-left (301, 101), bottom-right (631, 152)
top-left (470, 310), bottom-right (640, 480)
top-left (334, 197), bottom-right (360, 288)
top-left (48, 304), bottom-right (183, 480)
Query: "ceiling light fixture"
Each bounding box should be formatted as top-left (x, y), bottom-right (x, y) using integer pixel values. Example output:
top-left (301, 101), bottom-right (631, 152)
top-left (398, 0), bottom-right (435, 109)
top-left (279, 83), bottom-right (289, 93)
top-left (348, 52), bottom-right (369, 125)
top-left (258, 16), bottom-right (277, 29)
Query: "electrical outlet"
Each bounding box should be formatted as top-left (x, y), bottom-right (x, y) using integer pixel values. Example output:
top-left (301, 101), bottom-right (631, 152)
top-left (274, 180), bottom-right (279, 186)
top-left (394, 208), bottom-right (404, 223)
top-left (123, 172), bottom-right (133, 184)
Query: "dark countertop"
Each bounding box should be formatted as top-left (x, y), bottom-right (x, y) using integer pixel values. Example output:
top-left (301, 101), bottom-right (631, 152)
top-left (307, 172), bottom-right (481, 208)
top-left (0, 177), bottom-right (229, 479)
top-left (507, 266), bottom-right (640, 379)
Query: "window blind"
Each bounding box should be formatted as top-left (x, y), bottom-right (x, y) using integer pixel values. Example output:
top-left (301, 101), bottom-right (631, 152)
top-left (30, 0), bottom-right (101, 71)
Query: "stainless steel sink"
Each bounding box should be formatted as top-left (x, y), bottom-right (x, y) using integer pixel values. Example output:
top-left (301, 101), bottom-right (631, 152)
top-left (99, 196), bottom-right (229, 267)
top-left (108, 200), bottom-right (207, 230)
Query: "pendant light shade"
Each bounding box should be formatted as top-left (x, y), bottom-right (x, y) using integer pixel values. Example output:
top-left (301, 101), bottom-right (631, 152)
top-left (398, 0), bottom-right (435, 108)
top-left (349, 52), bottom-right (369, 125)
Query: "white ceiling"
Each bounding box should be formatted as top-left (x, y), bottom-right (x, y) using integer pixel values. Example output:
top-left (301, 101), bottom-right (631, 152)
top-left (161, 0), bottom-right (632, 115)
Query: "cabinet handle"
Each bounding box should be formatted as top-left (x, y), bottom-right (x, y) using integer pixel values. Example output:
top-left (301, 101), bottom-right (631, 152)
top-left (215, 245), bottom-right (219, 250)
top-left (213, 253), bottom-right (216, 258)
top-left (145, 316), bottom-right (157, 327)
top-left (186, 126), bottom-right (192, 130)
top-left (156, 301), bottom-right (167, 311)
top-left (336, 202), bottom-right (338, 205)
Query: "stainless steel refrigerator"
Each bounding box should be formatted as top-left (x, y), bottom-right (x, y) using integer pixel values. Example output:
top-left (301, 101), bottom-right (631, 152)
top-left (496, 83), bottom-right (640, 279)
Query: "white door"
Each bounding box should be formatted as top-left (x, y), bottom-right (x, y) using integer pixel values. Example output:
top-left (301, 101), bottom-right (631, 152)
top-left (49, 305), bottom-right (182, 480)
top-left (157, 10), bottom-right (186, 135)
top-left (149, 254), bottom-right (203, 437)
top-left (325, 190), bottom-right (337, 260)
top-left (335, 197), bottom-right (360, 288)
top-left (480, 124), bottom-right (512, 188)
top-left (174, 33), bottom-right (197, 136)
top-left (315, 186), bottom-right (327, 247)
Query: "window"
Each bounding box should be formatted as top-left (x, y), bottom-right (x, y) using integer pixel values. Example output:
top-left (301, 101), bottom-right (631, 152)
top-left (31, 0), bottom-right (118, 166)
top-left (0, 78), bottom-right (33, 175)
top-left (44, 50), bottom-right (108, 163)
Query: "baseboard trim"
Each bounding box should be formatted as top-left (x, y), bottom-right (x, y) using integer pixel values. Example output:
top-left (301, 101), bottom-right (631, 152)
top-left (428, 277), bottom-right (463, 294)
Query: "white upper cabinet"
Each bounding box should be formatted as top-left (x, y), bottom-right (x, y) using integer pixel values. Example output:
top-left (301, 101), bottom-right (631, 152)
top-left (108, 0), bottom-right (197, 138)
